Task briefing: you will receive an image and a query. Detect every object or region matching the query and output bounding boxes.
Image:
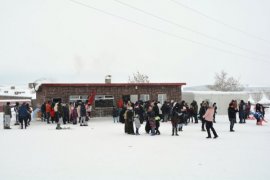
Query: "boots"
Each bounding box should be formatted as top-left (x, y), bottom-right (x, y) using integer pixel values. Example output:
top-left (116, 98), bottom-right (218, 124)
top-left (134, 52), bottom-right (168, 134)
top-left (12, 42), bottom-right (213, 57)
top-left (136, 128), bottom-right (140, 135)
top-left (172, 127), bottom-right (178, 136)
top-left (56, 123), bottom-right (62, 130)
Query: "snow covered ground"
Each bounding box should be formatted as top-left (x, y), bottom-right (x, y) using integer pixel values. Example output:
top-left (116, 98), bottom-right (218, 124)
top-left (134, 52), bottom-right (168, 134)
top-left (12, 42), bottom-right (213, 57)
top-left (0, 111), bottom-right (269, 180)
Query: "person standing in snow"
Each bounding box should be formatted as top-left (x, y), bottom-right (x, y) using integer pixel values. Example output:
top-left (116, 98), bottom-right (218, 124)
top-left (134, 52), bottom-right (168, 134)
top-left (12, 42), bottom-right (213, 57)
top-left (228, 102), bottom-right (238, 132)
top-left (46, 101), bottom-right (51, 124)
top-left (199, 101), bottom-right (207, 131)
top-left (26, 103), bottom-right (32, 126)
top-left (56, 101), bottom-right (64, 130)
top-left (147, 106), bottom-right (156, 136)
top-left (125, 102), bottom-right (135, 135)
top-left (80, 102), bottom-right (88, 126)
top-left (153, 102), bottom-right (161, 135)
top-left (171, 103), bottom-right (180, 136)
top-left (3, 102), bottom-right (12, 129)
top-left (238, 100), bottom-right (246, 123)
top-left (18, 103), bottom-right (29, 129)
top-left (14, 102), bottom-right (20, 125)
top-left (71, 105), bottom-right (78, 125)
top-left (203, 103), bottom-right (218, 139)
top-left (190, 100), bottom-right (199, 123)
top-left (41, 102), bottom-right (46, 122)
top-left (161, 101), bottom-right (170, 122)
top-left (112, 106), bottom-right (119, 123)
top-left (134, 113), bottom-right (141, 135)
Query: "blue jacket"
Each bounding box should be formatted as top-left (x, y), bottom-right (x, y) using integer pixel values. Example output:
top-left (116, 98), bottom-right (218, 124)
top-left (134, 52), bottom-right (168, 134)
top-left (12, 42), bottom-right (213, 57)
top-left (18, 104), bottom-right (29, 118)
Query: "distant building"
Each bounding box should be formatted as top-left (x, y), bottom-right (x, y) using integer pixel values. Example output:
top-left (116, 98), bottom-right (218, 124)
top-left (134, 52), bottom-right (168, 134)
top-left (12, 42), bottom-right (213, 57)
top-left (36, 83), bottom-right (186, 116)
top-left (0, 86), bottom-right (32, 112)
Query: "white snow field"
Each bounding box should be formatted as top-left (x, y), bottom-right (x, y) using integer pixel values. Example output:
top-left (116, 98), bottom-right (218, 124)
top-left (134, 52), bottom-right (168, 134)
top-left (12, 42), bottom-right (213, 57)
top-left (0, 112), bottom-right (269, 180)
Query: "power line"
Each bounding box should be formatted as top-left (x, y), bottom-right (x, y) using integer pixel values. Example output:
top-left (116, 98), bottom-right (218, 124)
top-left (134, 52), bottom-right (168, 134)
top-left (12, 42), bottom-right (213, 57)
top-left (68, 0), bottom-right (269, 64)
top-left (169, 0), bottom-right (270, 44)
top-left (112, 0), bottom-right (269, 58)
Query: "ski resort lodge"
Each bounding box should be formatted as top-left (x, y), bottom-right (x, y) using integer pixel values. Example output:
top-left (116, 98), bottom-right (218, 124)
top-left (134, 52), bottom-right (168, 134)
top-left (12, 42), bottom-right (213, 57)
top-left (36, 82), bottom-right (186, 116)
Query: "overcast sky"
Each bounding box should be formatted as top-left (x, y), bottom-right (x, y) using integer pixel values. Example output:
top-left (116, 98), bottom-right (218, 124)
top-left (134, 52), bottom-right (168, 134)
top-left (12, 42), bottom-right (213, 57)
top-left (1, 0), bottom-right (270, 87)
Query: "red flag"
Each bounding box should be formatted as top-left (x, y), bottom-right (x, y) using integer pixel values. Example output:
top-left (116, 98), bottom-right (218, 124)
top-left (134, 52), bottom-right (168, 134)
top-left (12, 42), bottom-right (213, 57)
top-left (88, 91), bottom-right (96, 105)
top-left (117, 99), bottom-right (124, 108)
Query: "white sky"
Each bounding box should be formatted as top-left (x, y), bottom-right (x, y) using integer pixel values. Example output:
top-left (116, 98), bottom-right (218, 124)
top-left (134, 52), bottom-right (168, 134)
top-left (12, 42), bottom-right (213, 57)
top-left (1, 0), bottom-right (270, 87)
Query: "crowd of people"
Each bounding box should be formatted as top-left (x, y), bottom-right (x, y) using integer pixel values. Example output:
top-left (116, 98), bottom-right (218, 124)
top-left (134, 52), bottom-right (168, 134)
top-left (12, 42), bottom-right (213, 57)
top-left (3, 102), bottom-right (32, 129)
top-left (112, 99), bottom-right (268, 138)
top-left (2, 98), bottom-right (268, 137)
top-left (40, 101), bottom-right (92, 129)
top-left (113, 100), bottom-right (218, 137)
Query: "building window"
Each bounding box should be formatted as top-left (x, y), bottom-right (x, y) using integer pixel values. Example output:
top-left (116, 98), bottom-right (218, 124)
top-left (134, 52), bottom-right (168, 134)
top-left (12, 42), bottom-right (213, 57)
top-left (69, 95), bottom-right (88, 103)
top-left (130, 94), bottom-right (138, 103)
top-left (158, 94), bottom-right (167, 104)
top-left (95, 95), bottom-right (114, 108)
top-left (140, 94), bottom-right (150, 102)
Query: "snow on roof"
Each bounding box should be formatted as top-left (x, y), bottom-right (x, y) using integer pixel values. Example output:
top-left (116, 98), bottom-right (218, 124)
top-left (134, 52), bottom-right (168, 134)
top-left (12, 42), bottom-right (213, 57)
top-left (183, 91), bottom-right (247, 95)
top-left (258, 94), bottom-right (270, 104)
top-left (0, 85), bottom-right (35, 99)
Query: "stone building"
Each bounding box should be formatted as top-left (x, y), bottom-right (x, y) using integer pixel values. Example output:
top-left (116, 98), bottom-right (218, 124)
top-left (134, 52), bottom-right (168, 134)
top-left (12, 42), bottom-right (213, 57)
top-left (36, 83), bottom-right (186, 116)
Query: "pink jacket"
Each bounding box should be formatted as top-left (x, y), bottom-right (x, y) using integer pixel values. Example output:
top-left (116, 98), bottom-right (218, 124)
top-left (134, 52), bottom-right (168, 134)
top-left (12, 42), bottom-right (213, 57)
top-left (203, 107), bottom-right (215, 122)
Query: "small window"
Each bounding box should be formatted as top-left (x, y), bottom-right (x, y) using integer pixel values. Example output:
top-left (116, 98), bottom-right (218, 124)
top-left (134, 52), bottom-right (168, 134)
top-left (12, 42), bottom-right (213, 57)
top-left (130, 94), bottom-right (138, 103)
top-left (95, 95), bottom-right (115, 108)
top-left (69, 95), bottom-right (88, 103)
top-left (158, 94), bottom-right (167, 104)
top-left (140, 94), bottom-right (150, 102)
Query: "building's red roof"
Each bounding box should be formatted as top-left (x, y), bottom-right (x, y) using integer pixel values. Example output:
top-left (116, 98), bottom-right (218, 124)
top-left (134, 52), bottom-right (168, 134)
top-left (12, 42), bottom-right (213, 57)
top-left (41, 83), bottom-right (186, 87)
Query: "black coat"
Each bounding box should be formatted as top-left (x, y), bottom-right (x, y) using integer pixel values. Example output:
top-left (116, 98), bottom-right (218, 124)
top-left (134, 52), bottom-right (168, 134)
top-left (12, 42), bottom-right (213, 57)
top-left (228, 107), bottom-right (238, 118)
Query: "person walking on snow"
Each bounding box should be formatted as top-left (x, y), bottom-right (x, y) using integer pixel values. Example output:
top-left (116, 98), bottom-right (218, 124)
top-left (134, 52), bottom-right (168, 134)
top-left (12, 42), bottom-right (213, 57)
top-left (203, 103), bottom-right (218, 139)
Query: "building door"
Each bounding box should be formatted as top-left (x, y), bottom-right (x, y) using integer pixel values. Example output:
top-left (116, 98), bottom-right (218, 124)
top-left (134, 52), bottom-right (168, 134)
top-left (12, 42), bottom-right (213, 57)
top-left (122, 95), bottom-right (130, 104)
top-left (52, 98), bottom-right (62, 103)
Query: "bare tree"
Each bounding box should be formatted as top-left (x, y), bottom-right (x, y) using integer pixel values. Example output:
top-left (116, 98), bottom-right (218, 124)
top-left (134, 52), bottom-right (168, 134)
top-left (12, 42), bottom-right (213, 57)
top-left (128, 71), bottom-right (150, 83)
top-left (208, 70), bottom-right (244, 91)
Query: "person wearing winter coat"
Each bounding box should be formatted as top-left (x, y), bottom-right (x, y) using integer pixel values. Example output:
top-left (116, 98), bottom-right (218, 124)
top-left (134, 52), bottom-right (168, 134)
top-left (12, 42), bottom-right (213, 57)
top-left (71, 105), bottom-right (78, 125)
top-left (125, 103), bottom-right (135, 135)
top-left (26, 104), bottom-right (32, 126)
top-left (112, 106), bottom-right (119, 123)
top-left (171, 103), bottom-right (180, 136)
top-left (134, 114), bottom-right (141, 135)
top-left (80, 103), bottom-right (88, 126)
top-left (3, 102), bottom-right (12, 129)
top-left (18, 103), bottom-right (29, 129)
top-left (161, 102), bottom-right (170, 122)
top-left (190, 100), bottom-right (198, 123)
top-left (147, 106), bottom-right (156, 136)
top-left (228, 102), bottom-right (238, 132)
top-left (203, 103), bottom-right (218, 139)
top-left (46, 101), bottom-right (51, 124)
top-left (238, 100), bottom-right (246, 123)
top-left (56, 102), bottom-right (64, 130)
top-left (153, 102), bottom-right (161, 135)
top-left (199, 101), bottom-right (207, 131)
top-left (14, 102), bottom-right (20, 125)
top-left (77, 103), bottom-right (81, 124)
top-left (41, 102), bottom-right (46, 122)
